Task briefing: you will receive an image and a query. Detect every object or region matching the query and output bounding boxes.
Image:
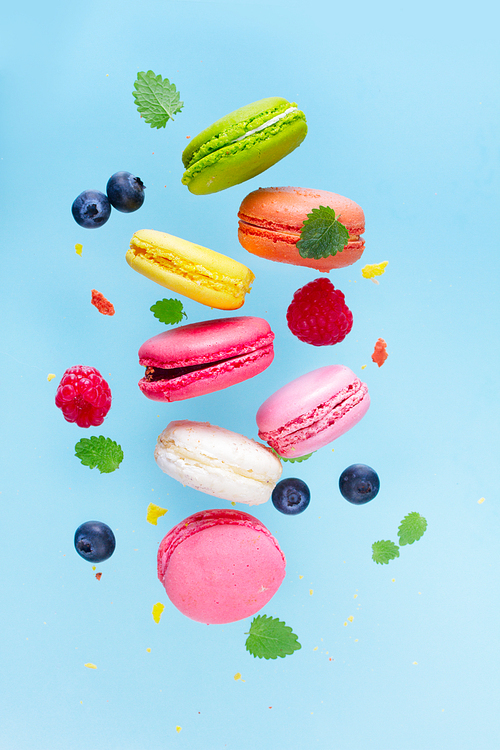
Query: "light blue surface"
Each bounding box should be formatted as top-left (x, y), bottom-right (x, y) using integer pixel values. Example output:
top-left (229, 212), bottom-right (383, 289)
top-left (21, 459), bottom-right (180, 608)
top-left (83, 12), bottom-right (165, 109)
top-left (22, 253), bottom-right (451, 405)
top-left (2, 1), bottom-right (499, 748)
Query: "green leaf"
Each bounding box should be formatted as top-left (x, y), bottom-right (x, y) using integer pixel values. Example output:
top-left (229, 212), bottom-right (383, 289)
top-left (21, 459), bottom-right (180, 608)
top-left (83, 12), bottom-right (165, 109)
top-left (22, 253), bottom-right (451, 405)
top-left (372, 540), bottom-right (400, 564)
top-left (133, 71), bottom-right (184, 129)
top-left (398, 512), bottom-right (428, 546)
top-left (245, 615), bottom-right (301, 659)
top-left (270, 448), bottom-right (314, 463)
top-left (75, 436), bottom-right (123, 474)
top-left (296, 205), bottom-right (350, 259)
top-left (150, 298), bottom-right (187, 325)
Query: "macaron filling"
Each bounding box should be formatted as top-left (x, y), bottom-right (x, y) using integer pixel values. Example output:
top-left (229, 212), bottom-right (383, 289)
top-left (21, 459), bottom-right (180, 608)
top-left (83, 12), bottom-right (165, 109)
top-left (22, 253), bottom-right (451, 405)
top-left (259, 378), bottom-right (369, 454)
top-left (232, 107), bottom-right (298, 143)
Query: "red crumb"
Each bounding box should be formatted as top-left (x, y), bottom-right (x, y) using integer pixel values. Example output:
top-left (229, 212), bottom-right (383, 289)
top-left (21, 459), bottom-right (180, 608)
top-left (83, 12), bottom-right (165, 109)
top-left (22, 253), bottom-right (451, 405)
top-left (95, 572), bottom-right (102, 581)
top-left (91, 290), bottom-right (115, 316)
top-left (186, 135), bottom-right (191, 139)
top-left (371, 338), bottom-right (388, 367)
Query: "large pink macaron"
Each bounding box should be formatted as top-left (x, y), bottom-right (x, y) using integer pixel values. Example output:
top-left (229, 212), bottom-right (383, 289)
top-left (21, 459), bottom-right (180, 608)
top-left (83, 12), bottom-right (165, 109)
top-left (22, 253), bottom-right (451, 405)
top-left (238, 187), bottom-right (365, 271)
top-left (256, 365), bottom-right (370, 458)
top-left (138, 316), bottom-right (274, 402)
top-left (157, 509), bottom-right (286, 624)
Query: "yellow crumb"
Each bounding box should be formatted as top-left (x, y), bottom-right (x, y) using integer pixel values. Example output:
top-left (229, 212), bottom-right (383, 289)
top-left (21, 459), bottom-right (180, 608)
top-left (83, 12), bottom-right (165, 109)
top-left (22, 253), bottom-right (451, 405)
top-left (146, 503), bottom-right (168, 525)
top-left (413, 661), bottom-right (418, 665)
top-left (234, 672), bottom-right (242, 680)
top-left (355, 639), bottom-right (359, 642)
top-left (231, 501), bottom-right (236, 506)
top-left (478, 497), bottom-right (485, 504)
top-left (309, 589), bottom-right (313, 596)
top-left (347, 615), bottom-right (354, 623)
top-left (175, 726), bottom-right (182, 733)
top-left (92, 566), bottom-right (96, 570)
top-left (353, 594), bottom-right (358, 599)
top-left (313, 646), bottom-right (318, 651)
top-left (299, 575), bottom-right (304, 579)
top-left (75, 243), bottom-right (83, 255)
top-left (361, 261), bottom-right (388, 279)
top-left (47, 373), bottom-right (56, 382)
top-left (392, 578), bottom-right (395, 582)
top-left (343, 621), bottom-right (347, 627)
top-left (84, 663), bottom-right (97, 669)
top-left (152, 602), bottom-right (165, 623)
top-left (146, 648), bottom-right (151, 653)
top-left (361, 364), bottom-right (367, 369)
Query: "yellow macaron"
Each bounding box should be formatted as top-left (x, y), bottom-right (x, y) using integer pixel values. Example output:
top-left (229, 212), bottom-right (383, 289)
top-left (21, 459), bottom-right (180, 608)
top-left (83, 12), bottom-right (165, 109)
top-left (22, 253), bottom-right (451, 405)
top-left (126, 229), bottom-right (255, 310)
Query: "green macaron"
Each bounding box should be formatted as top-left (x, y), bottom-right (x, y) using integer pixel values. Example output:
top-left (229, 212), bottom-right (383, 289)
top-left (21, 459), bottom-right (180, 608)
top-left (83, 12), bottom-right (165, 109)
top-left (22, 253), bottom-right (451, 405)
top-left (181, 97), bottom-right (307, 195)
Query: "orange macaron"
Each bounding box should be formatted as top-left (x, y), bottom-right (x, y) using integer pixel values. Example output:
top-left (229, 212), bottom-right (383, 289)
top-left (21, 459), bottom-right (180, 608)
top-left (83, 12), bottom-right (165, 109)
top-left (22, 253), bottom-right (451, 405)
top-left (237, 187), bottom-right (365, 272)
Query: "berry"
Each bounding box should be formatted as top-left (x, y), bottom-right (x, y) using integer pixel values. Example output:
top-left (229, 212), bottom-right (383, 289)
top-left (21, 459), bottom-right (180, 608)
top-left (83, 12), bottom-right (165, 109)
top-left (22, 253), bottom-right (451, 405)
top-left (272, 478), bottom-right (310, 515)
top-left (74, 521), bottom-right (116, 562)
top-left (286, 277), bottom-right (353, 346)
top-left (339, 464), bottom-right (380, 504)
top-left (106, 171), bottom-right (145, 213)
top-left (55, 365), bottom-right (112, 428)
top-left (71, 190), bottom-right (111, 228)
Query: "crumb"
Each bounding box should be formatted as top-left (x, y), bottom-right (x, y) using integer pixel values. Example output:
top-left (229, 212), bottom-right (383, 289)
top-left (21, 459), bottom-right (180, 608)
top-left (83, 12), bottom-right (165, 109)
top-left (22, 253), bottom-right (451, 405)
top-left (234, 672), bottom-right (242, 681)
top-left (84, 663), bottom-right (97, 669)
top-left (47, 373), bottom-right (56, 382)
top-left (146, 648), bottom-right (151, 653)
top-left (175, 726), bottom-right (182, 733)
top-left (313, 646), bottom-right (318, 651)
top-left (413, 661), bottom-right (418, 665)
top-left (91, 290), bottom-right (115, 316)
top-left (361, 364), bottom-right (367, 369)
top-left (371, 338), bottom-right (388, 367)
top-left (347, 615), bottom-right (354, 622)
top-left (75, 243), bottom-right (83, 255)
top-left (362, 261), bottom-right (388, 279)
top-left (90, 289), bottom-right (115, 315)
top-left (343, 621), bottom-right (347, 627)
top-left (146, 503), bottom-right (168, 525)
top-left (391, 578), bottom-right (395, 582)
top-left (152, 602), bottom-right (165, 623)
top-left (309, 589), bottom-right (313, 595)
top-left (95, 572), bottom-right (102, 581)
top-left (353, 594), bottom-right (358, 599)
top-left (299, 575), bottom-right (304, 579)
top-left (478, 497), bottom-right (485, 504)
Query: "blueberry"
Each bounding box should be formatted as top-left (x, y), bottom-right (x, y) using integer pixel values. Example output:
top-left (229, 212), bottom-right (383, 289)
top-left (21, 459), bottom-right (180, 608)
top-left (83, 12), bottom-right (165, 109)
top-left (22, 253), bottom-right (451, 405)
top-left (71, 190), bottom-right (111, 228)
top-left (74, 521), bottom-right (116, 562)
top-left (272, 478), bottom-right (310, 515)
top-left (339, 464), bottom-right (380, 504)
top-left (106, 171), bottom-right (145, 213)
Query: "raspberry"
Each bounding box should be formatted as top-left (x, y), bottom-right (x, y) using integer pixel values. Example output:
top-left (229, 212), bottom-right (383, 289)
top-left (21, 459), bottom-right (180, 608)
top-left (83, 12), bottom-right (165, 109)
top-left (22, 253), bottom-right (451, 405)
top-left (55, 365), bottom-right (112, 428)
top-left (286, 277), bottom-right (353, 346)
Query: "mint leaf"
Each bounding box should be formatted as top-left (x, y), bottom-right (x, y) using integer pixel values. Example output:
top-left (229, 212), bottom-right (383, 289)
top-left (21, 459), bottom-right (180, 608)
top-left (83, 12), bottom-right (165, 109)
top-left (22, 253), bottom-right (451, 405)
top-left (133, 71), bottom-right (183, 129)
top-left (75, 436), bottom-right (123, 474)
top-left (296, 205), bottom-right (349, 259)
top-left (150, 298), bottom-right (187, 325)
top-left (245, 615), bottom-right (301, 659)
top-left (270, 448), bottom-right (314, 463)
top-left (372, 540), bottom-right (400, 564)
top-left (398, 512), bottom-right (428, 546)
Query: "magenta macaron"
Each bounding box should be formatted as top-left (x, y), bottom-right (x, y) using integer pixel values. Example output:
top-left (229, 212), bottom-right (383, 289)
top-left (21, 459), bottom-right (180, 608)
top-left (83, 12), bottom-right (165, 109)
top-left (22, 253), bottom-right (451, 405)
top-left (157, 509), bottom-right (286, 624)
top-left (138, 316), bottom-right (275, 402)
top-left (256, 365), bottom-right (370, 458)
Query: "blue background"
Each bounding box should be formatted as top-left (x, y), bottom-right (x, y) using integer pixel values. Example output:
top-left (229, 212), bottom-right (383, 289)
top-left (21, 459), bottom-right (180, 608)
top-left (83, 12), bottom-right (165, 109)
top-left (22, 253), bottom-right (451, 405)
top-left (2, 1), bottom-right (499, 748)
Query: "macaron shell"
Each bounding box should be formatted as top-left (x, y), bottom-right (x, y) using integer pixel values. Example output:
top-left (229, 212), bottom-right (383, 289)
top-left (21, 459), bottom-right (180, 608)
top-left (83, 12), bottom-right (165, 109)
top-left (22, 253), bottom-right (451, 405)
top-left (157, 509), bottom-right (286, 624)
top-left (126, 229), bottom-right (254, 309)
top-left (154, 420), bottom-right (283, 505)
top-left (139, 345), bottom-right (274, 402)
top-left (256, 365), bottom-right (370, 457)
top-left (238, 187), bottom-right (365, 270)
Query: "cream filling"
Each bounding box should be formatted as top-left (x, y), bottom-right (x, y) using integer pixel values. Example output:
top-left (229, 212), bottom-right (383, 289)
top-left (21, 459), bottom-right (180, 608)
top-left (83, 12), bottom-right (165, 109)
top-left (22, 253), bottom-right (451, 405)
top-left (232, 107), bottom-right (298, 143)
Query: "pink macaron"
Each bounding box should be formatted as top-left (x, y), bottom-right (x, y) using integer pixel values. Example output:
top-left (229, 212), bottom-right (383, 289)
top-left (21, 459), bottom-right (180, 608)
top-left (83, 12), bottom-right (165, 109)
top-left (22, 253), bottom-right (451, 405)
top-left (256, 365), bottom-right (370, 458)
top-left (157, 509), bottom-right (286, 624)
top-left (138, 316), bottom-right (274, 402)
